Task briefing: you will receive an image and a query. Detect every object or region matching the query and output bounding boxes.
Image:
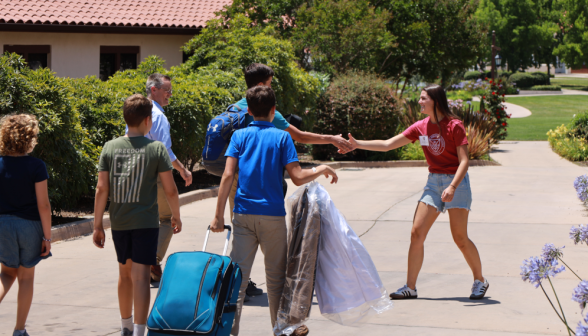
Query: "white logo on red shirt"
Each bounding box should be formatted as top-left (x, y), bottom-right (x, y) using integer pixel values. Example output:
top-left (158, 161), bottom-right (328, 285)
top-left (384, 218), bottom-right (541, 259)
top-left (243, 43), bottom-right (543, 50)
top-left (427, 134), bottom-right (445, 156)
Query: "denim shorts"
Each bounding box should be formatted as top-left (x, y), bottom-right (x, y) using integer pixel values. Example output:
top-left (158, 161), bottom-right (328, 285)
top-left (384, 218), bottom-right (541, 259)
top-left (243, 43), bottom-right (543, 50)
top-left (419, 173), bottom-right (472, 213)
top-left (0, 215), bottom-right (51, 268)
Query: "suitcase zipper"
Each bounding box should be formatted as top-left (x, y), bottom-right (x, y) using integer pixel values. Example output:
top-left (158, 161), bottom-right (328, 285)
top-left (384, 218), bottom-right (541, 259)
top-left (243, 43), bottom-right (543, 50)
top-left (211, 260), bottom-right (224, 300)
top-left (194, 257), bottom-right (212, 320)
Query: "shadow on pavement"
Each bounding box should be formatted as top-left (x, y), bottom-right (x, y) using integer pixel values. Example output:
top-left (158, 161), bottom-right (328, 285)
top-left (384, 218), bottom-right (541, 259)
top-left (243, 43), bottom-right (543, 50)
top-left (420, 296), bottom-right (500, 306)
top-left (244, 293), bottom-right (269, 307)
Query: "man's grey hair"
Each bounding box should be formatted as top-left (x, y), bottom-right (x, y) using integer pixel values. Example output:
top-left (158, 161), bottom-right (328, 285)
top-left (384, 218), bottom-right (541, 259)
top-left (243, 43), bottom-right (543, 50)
top-left (146, 73), bottom-right (171, 96)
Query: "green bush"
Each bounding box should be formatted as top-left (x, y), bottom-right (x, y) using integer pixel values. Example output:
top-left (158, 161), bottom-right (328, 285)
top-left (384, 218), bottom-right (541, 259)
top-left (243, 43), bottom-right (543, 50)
top-left (547, 124), bottom-right (588, 161)
top-left (312, 71), bottom-right (400, 161)
top-left (400, 142), bottom-right (425, 160)
top-left (464, 70), bottom-right (511, 81)
top-left (509, 72), bottom-right (535, 88)
top-left (570, 111), bottom-right (588, 140)
top-left (68, 76), bottom-right (126, 149)
top-left (531, 72), bottom-right (550, 85)
top-left (464, 71), bottom-right (483, 80)
top-left (529, 85), bottom-right (561, 91)
top-left (182, 14), bottom-right (320, 119)
top-left (399, 98), bottom-right (427, 129)
top-left (77, 56), bottom-right (236, 171)
top-left (0, 53), bottom-right (98, 212)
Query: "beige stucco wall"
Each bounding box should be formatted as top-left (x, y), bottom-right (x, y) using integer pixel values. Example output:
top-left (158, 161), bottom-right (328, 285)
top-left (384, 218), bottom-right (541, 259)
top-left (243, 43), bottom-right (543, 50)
top-left (0, 31), bottom-right (193, 78)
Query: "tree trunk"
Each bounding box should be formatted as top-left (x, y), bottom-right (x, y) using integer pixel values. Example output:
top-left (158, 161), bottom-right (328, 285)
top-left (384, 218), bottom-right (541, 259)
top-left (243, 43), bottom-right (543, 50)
top-left (399, 79), bottom-right (408, 98)
top-left (547, 63), bottom-right (551, 85)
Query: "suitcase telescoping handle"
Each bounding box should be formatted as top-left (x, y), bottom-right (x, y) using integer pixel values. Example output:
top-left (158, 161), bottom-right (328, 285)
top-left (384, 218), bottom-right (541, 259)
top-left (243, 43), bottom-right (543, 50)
top-left (203, 225), bottom-right (232, 256)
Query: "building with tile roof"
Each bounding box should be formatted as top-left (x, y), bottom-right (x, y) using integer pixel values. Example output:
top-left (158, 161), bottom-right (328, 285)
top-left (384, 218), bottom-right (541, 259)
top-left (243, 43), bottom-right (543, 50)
top-left (0, 0), bottom-right (232, 78)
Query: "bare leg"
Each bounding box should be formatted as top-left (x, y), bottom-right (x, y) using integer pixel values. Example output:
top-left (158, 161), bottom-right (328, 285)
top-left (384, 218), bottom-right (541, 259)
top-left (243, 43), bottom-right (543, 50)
top-left (118, 260), bottom-right (134, 320)
top-left (406, 202), bottom-right (440, 289)
top-left (0, 264), bottom-right (18, 302)
top-left (15, 266), bottom-right (35, 330)
top-left (448, 208), bottom-right (483, 282)
top-left (131, 262), bottom-right (151, 325)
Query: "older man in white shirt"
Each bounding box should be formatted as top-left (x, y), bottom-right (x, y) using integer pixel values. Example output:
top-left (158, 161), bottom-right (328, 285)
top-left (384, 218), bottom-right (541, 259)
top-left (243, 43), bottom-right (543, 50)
top-left (143, 73), bottom-right (192, 281)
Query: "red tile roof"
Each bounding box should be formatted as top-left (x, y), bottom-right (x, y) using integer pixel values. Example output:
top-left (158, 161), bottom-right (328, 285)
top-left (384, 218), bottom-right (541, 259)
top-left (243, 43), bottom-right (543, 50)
top-left (0, 0), bottom-right (232, 28)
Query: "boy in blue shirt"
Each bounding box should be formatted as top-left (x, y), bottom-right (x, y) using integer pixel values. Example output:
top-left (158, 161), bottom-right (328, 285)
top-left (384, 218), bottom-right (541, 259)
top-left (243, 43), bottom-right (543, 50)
top-left (210, 86), bottom-right (338, 336)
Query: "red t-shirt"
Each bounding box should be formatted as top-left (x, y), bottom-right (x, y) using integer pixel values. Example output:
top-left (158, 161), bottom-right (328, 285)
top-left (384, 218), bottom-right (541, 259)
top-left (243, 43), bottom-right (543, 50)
top-left (402, 116), bottom-right (468, 174)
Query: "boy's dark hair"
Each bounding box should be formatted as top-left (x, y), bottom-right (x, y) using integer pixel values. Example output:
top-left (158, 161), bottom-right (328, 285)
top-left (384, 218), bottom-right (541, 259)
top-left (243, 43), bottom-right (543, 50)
top-left (246, 86), bottom-right (276, 118)
top-left (244, 63), bottom-right (274, 88)
top-left (124, 94), bottom-right (152, 127)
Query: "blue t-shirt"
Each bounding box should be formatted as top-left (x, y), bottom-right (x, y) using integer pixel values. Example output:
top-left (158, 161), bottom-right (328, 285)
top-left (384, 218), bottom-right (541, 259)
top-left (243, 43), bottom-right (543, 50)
top-left (0, 156), bottom-right (49, 221)
top-left (226, 121), bottom-right (299, 216)
top-left (234, 98), bottom-right (291, 130)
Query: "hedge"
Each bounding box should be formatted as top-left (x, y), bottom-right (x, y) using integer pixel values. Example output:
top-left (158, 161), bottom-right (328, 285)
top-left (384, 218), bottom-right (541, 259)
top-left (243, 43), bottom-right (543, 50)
top-left (510, 72), bottom-right (550, 88)
top-left (0, 29), bottom-right (319, 212)
top-left (529, 85), bottom-right (561, 91)
top-left (312, 71), bottom-right (401, 160)
top-left (509, 72), bottom-right (535, 88)
top-left (0, 53), bottom-right (98, 212)
top-left (464, 70), bottom-right (511, 81)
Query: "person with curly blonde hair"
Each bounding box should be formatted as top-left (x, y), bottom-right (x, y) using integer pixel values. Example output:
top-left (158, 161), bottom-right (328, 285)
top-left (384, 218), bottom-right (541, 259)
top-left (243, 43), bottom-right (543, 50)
top-left (0, 114), bottom-right (52, 336)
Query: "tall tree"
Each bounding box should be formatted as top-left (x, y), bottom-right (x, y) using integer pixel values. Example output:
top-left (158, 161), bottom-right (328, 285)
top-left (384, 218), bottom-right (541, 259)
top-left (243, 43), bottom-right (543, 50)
top-left (372, 0), bottom-right (486, 83)
top-left (475, 0), bottom-right (559, 73)
top-left (553, 0), bottom-right (588, 70)
top-left (292, 0), bottom-right (395, 75)
top-left (222, 0), bottom-right (486, 84)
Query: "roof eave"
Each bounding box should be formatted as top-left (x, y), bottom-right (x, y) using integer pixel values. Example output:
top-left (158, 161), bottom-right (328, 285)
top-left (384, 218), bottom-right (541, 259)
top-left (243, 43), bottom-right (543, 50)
top-left (0, 22), bottom-right (202, 35)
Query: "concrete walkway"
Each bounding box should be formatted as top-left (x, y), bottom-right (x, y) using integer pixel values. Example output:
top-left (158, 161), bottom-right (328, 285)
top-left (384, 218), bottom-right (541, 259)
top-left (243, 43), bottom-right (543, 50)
top-left (471, 98), bottom-right (531, 118)
top-left (2, 142), bottom-right (588, 335)
top-left (503, 102), bottom-right (531, 118)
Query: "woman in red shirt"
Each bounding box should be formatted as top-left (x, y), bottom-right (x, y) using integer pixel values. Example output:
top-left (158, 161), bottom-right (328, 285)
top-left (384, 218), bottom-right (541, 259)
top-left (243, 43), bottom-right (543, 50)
top-left (346, 84), bottom-right (488, 300)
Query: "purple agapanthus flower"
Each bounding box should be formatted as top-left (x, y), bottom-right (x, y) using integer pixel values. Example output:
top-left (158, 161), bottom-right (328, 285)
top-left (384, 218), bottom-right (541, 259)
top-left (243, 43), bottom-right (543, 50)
top-left (570, 225), bottom-right (588, 245)
top-left (577, 314), bottom-right (588, 336)
top-left (573, 281), bottom-right (588, 311)
top-left (541, 244), bottom-right (564, 262)
top-left (520, 256), bottom-right (565, 288)
top-left (574, 175), bottom-right (588, 202)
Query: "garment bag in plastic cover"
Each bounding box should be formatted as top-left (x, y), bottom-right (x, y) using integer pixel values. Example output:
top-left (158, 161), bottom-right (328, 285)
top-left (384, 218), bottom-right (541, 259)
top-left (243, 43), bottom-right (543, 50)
top-left (274, 183), bottom-right (321, 336)
top-left (274, 182), bottom-right (392, 335)
top-left (313, 181), bottom-right (392, 326)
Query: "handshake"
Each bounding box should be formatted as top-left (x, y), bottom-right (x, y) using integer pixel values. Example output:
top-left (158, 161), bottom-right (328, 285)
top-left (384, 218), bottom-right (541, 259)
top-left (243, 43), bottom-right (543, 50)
top-left (332, 133), bottom-right (359, 154)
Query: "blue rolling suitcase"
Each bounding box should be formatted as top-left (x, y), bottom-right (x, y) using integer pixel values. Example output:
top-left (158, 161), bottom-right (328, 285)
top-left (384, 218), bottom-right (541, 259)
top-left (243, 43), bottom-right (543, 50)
top-left (147, 225), bottom-right (242, 336)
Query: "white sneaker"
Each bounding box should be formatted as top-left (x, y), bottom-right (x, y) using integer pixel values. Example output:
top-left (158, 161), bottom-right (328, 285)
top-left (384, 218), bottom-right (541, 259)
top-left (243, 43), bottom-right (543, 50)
top-left (390, 284), bottom-right (418, 299)
top-left (470, 278), bottom-right (489, 300)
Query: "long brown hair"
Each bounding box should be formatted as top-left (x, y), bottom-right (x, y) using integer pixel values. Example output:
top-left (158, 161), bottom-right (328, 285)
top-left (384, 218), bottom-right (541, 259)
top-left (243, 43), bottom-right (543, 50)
top-left (422, 84), bottom-right (459, 135)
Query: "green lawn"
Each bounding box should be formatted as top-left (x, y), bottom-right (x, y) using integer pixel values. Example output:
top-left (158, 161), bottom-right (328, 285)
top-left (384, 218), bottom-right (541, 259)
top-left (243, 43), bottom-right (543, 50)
top-left (550, 77), bottom-right (588, 87)
top-left (506, 95), bottom-right (588, 140)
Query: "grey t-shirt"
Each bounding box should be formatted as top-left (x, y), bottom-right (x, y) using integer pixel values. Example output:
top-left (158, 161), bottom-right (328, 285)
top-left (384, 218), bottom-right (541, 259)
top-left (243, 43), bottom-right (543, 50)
top-left (98, 136), bottom-right (173, 230)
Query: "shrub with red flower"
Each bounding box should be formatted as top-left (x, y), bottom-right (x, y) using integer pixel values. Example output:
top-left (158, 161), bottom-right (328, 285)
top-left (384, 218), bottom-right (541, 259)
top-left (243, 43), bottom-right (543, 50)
top-left (480, 78), bottom-right (509, 140)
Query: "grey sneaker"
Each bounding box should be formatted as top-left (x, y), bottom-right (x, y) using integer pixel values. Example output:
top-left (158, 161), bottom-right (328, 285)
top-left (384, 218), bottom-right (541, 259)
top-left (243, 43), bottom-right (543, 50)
top-left (470, 278), bottom-right (489, 300)
top-left (390, 284), bottom-right (418, 299)
top-left (13, 331), bottom-right (29, 336)
top-left (121, 328), bottom-right (133, 336)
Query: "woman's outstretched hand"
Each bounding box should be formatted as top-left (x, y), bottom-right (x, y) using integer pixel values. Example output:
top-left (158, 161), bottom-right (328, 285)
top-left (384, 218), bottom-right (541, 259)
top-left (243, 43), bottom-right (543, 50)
top-left (338, 133), bottom-right (358, 154)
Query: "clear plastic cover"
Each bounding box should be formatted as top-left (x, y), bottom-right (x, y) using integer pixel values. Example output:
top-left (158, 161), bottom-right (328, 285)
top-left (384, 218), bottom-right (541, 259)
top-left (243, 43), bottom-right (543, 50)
top-left (274, 182), bottom-right (393, 335)
top-left (313, 183), bottom-right (393, 326)
top-left (273, 183), bottom-right (321, 336)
